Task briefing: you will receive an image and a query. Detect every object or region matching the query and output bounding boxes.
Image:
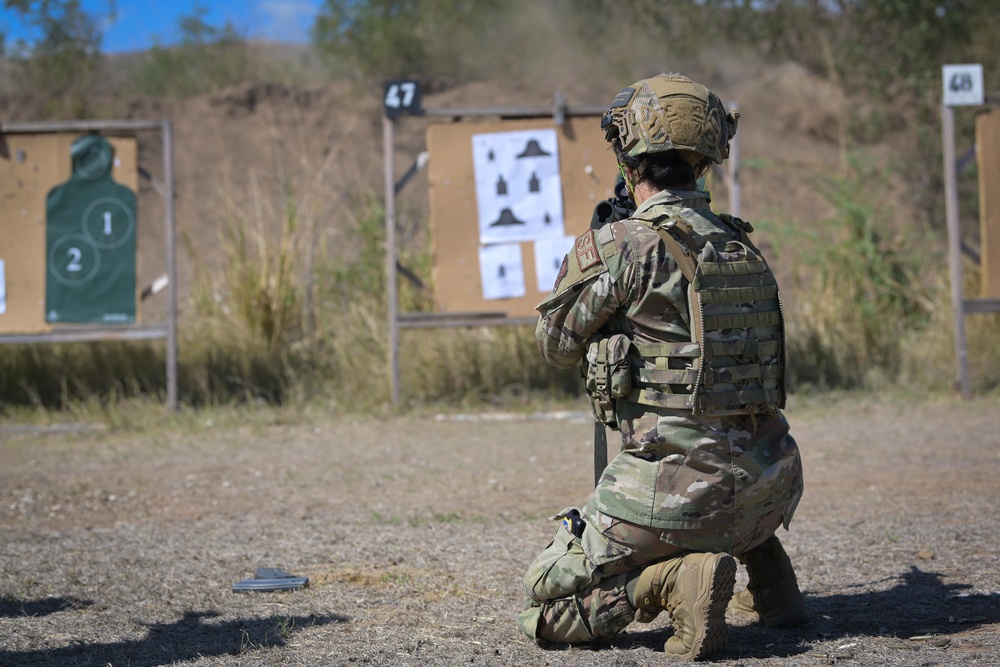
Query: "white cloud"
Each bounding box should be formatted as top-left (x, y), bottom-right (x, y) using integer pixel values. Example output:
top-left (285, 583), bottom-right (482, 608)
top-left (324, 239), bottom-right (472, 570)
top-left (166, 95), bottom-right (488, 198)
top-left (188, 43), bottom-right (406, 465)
top-left (256, 0), bottom-right (320, 43)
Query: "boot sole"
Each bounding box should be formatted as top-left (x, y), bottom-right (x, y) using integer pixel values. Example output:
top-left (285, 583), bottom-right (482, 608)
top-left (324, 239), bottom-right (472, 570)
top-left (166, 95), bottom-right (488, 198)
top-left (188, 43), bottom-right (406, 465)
top-left (671, 553), bottom-right (737, 660)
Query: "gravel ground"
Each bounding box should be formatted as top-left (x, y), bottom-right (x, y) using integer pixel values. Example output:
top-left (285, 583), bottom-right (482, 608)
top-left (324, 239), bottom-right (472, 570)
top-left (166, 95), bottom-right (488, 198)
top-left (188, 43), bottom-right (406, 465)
top-left (1, 393), bottom-right (999, 666)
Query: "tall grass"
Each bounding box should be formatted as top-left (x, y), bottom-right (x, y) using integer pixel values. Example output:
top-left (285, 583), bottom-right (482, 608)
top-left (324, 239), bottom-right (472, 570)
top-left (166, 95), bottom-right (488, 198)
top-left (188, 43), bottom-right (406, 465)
top-left (178, 170), bottom-right (301, 404)
top-left (179, 176), bottom-right (578, 409)
top-left (899, 262), bottom-right (1000, 393)
top-left (3, 152), bottom-right (999, 414)
top-left (398, 326), bottom-right (581, 408)
top-left (0, 341), bottom-right (165, 411)
top-left (761, 153), bottom-right (1000, 393)
top-left (793, 160), bottom-right (935, 388)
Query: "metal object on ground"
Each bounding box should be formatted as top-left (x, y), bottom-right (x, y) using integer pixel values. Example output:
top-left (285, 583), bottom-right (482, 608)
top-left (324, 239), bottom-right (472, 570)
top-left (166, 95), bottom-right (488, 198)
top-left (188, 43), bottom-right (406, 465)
top-left (232, 567), bottom-right (309, 593)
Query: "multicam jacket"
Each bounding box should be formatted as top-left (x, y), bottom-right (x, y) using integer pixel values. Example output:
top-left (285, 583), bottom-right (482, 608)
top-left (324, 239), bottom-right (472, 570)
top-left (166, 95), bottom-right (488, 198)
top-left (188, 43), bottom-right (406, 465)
top-left (536, 189), bottom-right (803, 534)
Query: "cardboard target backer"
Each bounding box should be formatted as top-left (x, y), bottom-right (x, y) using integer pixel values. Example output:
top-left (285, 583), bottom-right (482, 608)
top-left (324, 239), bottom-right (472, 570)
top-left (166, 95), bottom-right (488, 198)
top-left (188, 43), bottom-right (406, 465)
top-left (427, 117), bottom-right (616, 318)
top-left (0, 133), bottom-right (139, 333)
top-left (977, 108), bottom-right (1000, 299)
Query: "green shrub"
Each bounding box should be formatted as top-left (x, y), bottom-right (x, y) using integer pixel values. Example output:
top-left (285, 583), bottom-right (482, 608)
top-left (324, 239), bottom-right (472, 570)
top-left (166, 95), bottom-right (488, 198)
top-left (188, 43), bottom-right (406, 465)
top-left (761, 154), bottom-right (940, 391)
top-left (2, 0), bottom-right (105, 115)
top-left (311, 0), bottom-right (500, 81)
top-left (126, 5), bottom-right (253, 98)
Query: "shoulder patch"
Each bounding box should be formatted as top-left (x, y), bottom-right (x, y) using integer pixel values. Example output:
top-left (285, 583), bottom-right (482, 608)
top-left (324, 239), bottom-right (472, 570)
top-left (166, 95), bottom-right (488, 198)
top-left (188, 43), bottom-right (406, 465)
top-left (551, 254), bottom-right (568, 291)
top-left (545, 230), bottom-right (610, 299)
top-left (575, 229), bottom-right (602, 271)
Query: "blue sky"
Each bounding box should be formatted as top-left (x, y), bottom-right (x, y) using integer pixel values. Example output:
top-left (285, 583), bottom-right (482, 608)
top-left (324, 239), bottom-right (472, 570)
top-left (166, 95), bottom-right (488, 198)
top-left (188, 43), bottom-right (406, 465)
top-left (2, 0), bottom-right (324, 53)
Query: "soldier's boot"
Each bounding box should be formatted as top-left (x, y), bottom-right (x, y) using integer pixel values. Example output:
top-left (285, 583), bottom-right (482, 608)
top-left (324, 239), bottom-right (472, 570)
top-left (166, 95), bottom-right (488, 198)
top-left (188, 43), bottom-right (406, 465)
top-left (631, 553), bottom-right (737, 660)
top-left (728, 535), bottom-right (810, 628)
top-left (630, 556), bottom-right (683, 625)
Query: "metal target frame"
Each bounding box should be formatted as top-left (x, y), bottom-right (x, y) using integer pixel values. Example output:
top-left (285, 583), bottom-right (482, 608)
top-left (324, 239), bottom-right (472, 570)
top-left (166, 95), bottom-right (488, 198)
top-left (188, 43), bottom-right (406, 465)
top-left (0, 119), bottom-right (178, 410)
top-left (940, 64), bottom-right (1000, 397)
top-left (381, 81), bottom-right (742, 405)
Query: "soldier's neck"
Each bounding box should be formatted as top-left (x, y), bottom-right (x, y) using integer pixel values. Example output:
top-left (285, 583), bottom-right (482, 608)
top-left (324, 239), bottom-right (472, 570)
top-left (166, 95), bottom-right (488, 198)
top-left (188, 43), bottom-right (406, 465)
top-left (633, 180), bottom-right (698, 205)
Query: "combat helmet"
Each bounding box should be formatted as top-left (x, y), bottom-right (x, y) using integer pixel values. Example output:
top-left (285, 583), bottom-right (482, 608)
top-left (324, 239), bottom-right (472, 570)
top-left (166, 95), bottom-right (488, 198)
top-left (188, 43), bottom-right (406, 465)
top-left (602, 73), bottom-right (739, 174)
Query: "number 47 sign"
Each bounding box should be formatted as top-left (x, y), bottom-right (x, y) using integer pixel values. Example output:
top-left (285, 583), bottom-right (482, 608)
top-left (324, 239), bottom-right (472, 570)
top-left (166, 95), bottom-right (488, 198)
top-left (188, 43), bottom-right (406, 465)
top-left (383, 79), bottom-right (422, 119)
top-left (943, 64), bottom-right (984, 107)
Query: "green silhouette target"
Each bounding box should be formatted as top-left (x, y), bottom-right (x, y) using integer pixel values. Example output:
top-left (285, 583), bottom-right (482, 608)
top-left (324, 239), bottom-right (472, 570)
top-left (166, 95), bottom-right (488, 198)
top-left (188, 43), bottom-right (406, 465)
top-left (45, 136), bottom-right (137, 323)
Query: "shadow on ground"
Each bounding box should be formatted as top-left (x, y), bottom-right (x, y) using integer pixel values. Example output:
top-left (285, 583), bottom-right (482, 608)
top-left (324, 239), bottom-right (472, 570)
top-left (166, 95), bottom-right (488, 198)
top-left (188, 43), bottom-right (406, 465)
top-left (557, 566), bottom-right (1000, 660)
top-left (805, 566), bottom-right (1000, 636)
top-left (0, 596), bottom-right (94, 618)
top-left (0, 609), bottom-right (349, 667)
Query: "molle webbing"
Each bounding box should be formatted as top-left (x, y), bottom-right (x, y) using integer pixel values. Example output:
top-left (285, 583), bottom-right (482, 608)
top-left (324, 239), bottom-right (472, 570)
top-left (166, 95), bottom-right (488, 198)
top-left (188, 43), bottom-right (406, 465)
top-left (628, 218), bottom-right (786, 416)
top-left (699, 285), bottom-right (778, 304)
top-left (703, 310), bottom-right (781, 331)
top-left (627, 340), bottom-right (700, 410)
top-left (692, 241), bottom-right (786, 415)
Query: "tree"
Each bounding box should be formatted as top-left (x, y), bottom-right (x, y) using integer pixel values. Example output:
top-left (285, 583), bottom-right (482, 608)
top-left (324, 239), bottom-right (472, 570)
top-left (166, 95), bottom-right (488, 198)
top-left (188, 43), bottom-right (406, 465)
top-left (311, 0), bottom-right (500, 81)
top-left (132, 3), bottom-right (252, 97)
top-left (731, 0), bottom-right (999, 225)
top-left (3, 0), bottom-right (111, 102)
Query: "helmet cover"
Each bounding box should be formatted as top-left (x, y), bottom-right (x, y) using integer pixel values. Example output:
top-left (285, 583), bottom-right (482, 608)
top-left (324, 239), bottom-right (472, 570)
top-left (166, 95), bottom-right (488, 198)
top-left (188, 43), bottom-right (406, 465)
top-left (601, 73), bottom-right (739, 165)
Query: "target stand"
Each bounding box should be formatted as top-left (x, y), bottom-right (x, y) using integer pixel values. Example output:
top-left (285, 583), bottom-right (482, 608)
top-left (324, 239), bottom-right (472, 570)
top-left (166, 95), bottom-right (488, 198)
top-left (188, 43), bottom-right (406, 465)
top-left (0, 119), bottom-right (178, 410)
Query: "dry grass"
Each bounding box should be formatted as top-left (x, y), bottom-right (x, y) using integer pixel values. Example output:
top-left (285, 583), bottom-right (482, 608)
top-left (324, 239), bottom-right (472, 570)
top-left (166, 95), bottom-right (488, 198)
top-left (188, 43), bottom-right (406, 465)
top-left (2, 138), bottom-right (998, 412)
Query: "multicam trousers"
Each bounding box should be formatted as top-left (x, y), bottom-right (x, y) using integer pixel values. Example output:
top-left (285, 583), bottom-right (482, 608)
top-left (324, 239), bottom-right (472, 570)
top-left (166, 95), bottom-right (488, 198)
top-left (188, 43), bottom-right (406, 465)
top-left (517, 502), bottom-right (786, 643)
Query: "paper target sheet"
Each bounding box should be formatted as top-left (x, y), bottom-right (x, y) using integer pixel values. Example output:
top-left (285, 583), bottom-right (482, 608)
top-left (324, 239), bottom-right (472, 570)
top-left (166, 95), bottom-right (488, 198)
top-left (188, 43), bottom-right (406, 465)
top-left (478, 243), bottom-right (526, 301)
top-left (534, 235), bottom-right (576, 293)
top-left (472, 128), bottom-right (565, 244)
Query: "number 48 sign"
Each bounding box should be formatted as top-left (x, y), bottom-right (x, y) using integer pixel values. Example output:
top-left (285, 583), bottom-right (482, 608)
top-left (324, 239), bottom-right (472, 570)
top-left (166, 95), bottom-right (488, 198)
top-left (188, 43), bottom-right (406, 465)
top-left (943, 64), bottom-right (984, 107)
top-left (383, 79), bottom-right (422, 119)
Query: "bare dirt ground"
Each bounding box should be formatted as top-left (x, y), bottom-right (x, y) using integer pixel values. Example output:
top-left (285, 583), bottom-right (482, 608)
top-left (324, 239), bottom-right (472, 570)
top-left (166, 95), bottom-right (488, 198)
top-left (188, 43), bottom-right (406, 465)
top-left (1, 392), bottom-right (999, 666)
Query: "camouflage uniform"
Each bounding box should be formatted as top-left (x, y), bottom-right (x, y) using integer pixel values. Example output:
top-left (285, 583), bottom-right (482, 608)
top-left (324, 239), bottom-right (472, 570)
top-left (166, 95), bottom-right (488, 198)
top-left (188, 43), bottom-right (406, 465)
top-left (518, 188), bottom-right (803, 643)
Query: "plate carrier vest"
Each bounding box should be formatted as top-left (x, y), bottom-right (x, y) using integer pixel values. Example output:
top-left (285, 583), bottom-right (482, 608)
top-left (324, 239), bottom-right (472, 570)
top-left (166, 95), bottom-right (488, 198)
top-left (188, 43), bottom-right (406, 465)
top-left (629, 214), bottom-right (786, 416)
top-left (605, 213), bottom-right (787, 418)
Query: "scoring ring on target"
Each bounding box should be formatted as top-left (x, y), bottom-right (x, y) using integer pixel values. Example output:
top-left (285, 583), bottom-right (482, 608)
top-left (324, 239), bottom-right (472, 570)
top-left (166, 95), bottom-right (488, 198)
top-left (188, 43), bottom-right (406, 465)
top-left (81, 196), bottom-right (135, 249)
top-left (49, 233), bottom-right (101, 286)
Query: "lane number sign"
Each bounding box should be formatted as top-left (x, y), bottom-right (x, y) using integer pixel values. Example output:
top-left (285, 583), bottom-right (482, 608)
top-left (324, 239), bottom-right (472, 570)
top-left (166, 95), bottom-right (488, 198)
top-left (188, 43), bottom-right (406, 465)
top-left (383, 79), bottom-right (422, 119)
top-left (942, 64), bottom-right (984, 107)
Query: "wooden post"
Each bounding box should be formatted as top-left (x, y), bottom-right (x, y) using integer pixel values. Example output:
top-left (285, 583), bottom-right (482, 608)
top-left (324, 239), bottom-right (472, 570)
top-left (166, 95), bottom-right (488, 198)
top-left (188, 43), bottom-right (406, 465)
top-left (941, 104), bottom-right (970, 397)
top-left (383, 115), bottom-right (400, 406)
top-left (163, 120), bottom-right (178, 411)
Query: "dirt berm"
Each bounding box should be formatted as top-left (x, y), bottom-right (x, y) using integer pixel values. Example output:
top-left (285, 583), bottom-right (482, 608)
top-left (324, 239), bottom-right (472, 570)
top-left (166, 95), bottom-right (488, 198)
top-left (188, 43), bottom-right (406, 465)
top-left (1, 56), bottom-right (862, 317)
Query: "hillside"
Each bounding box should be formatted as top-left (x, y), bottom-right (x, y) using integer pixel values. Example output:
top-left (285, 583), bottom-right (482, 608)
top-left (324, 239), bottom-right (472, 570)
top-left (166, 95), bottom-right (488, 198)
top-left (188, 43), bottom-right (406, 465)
top-left (0, 51), bottom-right (894, 320)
